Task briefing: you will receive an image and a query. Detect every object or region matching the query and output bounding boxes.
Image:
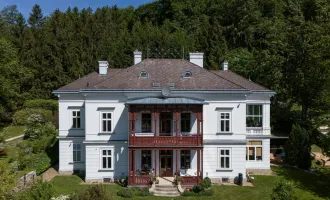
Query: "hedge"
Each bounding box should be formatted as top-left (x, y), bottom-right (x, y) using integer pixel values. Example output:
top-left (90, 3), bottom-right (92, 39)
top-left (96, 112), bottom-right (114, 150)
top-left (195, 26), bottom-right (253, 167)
top-left (12, 109), bottom-right (52, 125)
top-left (23, 99), bottom-right (58, 112)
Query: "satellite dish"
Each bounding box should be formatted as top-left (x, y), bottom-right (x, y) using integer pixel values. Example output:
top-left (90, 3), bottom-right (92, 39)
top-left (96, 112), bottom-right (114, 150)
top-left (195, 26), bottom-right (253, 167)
top-left (161, 85), bottom-right (172, 97)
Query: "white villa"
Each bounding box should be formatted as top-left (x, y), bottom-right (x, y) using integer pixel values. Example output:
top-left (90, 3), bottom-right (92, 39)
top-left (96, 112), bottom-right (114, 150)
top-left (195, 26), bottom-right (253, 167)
top-left (54, 50), bottom-right (275, 186)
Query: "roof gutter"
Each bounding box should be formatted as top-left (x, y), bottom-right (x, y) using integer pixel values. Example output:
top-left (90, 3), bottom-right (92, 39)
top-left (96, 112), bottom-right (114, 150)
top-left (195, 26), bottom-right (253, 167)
top-left (53, 89), bottom-right (254, 95)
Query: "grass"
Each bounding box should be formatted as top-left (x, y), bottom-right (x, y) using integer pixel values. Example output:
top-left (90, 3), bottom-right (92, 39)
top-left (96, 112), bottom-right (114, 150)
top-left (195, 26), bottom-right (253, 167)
top-left (50, 166), bottom-right (330, 199)
top-left (1, 126), bottom-right (25, 140)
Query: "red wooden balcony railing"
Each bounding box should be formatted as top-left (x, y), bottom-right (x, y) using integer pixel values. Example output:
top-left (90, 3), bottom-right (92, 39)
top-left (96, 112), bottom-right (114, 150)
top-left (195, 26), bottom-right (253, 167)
top-left (129, 135), bottom-right (202, 146)
top-left (130, 175), bottom-right (151, 185)
top-left (180, 176), bottom-right (200, 185)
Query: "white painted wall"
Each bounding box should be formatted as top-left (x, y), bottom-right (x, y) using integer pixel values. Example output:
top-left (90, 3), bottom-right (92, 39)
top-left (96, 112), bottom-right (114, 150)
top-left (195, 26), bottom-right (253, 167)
top-left (58, 138), bottom-right (85, 173)
top-left (85, 142), bottom-right (128, 182)
top-left (246, 139), bottom-right (270, 169)
top-left (203, 144), bottom-right (246, 179)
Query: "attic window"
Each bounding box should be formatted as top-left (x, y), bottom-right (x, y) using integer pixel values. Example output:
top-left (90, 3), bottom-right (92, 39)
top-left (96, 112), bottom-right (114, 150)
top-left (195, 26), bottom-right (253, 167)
top-left (182, 71), bottom-right (192, 78)
top-left (139, 71), bottom-right (148, 78)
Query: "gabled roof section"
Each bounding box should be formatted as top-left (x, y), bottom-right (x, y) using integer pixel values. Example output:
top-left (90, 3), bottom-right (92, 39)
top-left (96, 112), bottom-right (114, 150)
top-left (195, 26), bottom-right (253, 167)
top-left (55, 59), bottom-right (273, 93)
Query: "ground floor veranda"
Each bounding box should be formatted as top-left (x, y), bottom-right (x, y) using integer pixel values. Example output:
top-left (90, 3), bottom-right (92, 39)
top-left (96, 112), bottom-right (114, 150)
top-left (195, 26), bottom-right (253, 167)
top-left (128, 148), bottom-right (203, 186)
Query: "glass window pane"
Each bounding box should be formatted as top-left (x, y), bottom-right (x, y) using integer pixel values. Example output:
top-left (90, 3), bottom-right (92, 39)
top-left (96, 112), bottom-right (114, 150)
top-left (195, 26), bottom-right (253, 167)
top-left (107, 120), bottom-right (111, 132)
top-left (73, 118), bottom-right (77, 128)
top-left (102, 150), bottom-right (106, 155)
top-left (225, 113), bottom-right (230, 119)
top-left (249, 147), bottom-right (255, 160)
top-left (221, 157), bottom-right (224, 168)
top-left (77, 151), bottom-right (81, 161)
top-left (221, 121), bottom-right (224, 132)
top-left (225, 150), bottom-right (229, 155)
top-left (220, 150), bottom-right (224, 155)
top-left (107, 150), bottom-right (111, 156)
top-left (103, 121), bottom-right (106, 132)
top-left (225, 121), bottom-right (230, 132)
top-left (247, 105), bottom-right (253, 115)
top-left (77, 111), bottom-right (80, 117)
top-left (103, 113), bottom-right (106, 119)
top-left (73, 111), bottom-right (76, 116)
top-left (77, 118), bottom-right (81, 128)
top-left (254, 105), bottom-right (259, 115)
top-left (107, 157), bottom-right (111, 169)
top-left (107, 113), bottom-right (111, 119)
top-left (73, 151), bottom-right (76, 161)
top-left (103, 157), bottom-right (107, 168)
top-left (77, 144), bottom-right (81, 150)
top-left (256, 147), bottom-right (262, 160)
top-left (225, 157), bottom-right (230, 168)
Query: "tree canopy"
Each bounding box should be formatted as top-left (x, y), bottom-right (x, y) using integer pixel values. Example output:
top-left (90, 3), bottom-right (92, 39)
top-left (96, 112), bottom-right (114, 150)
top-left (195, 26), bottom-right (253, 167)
top-left (0, 0), bottom-right (330, 135)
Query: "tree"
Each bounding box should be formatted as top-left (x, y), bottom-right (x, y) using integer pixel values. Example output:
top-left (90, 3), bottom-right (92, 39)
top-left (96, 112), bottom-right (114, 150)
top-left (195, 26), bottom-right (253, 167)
top-left (28, 4), bottom-right (44, 29)
top-left (284, 124), bottom-right (311, 169)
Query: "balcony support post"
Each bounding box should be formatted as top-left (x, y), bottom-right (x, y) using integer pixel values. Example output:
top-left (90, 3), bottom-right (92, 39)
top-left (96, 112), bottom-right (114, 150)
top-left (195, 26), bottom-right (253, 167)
top-left (176, 150), bottom-right (179, 177)
top-left (153, 112), bottom-right (159, 146)
top-left (201, 149), bottom-right (203, 179)
top-left (154, 150), bottom-right (157, 176)
top-left (132, 149), bottom-right (136, 185)
top-left (129, 149), bottom-right (132, 186)
top-left (197, 149), bottom-right (200, 184)
top-left (175, 112), bottom-right (180, 144)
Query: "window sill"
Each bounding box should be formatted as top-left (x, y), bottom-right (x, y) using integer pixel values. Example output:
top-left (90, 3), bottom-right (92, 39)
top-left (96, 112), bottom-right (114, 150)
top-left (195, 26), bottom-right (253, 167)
top-left (246, 127), bottom-right (263, 129)
top-left (216, 132), bottom-right (233, 135)
top-left (98, 169), bottom-right (114, 172)
top-left (98, 132), bottom-right (115, 135)
top-left (71, 128), bottom-right (84, 130)
top-left (216, 169), bottom-right (233, 172)
top-left (246, 160), bottom-right (263, 162)
top-left (69, 161), bottom-right (84, 164)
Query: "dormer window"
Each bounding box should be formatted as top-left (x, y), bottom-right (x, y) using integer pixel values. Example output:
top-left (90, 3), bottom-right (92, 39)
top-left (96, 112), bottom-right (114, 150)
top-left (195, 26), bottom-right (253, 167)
top-left (139, 71), bottom-right (148, 78)
top-left (182, 71), bottom-right (192, 78)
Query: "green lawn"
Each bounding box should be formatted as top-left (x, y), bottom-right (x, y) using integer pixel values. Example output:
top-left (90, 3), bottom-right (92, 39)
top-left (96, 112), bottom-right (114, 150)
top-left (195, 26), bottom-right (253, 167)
top-left (1, 126), bottom-right (25, 140)
top-left (50, 166), bottom-right (330, 199)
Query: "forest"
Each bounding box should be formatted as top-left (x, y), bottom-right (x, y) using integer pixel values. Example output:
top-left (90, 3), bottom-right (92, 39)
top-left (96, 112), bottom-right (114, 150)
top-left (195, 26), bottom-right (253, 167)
top-left (0, 0), bottom-right (330, 139)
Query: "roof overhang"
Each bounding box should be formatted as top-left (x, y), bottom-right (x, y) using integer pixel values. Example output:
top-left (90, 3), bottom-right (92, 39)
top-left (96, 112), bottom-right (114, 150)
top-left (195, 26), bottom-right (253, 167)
top-left (246, 135), bottom-right (289, 139)
top-left (125, 97), bottom-right (208, 105)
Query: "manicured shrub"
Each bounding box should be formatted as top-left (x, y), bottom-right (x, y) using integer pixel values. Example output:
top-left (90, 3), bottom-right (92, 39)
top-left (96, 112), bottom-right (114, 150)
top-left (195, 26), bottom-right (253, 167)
top-left (182, 191), bottom-right (198, 196)
top-left (23, 99), bottom-right (58, 112)
top-left (192, 185), bottom-right (203, 193)
top-left (200, 177), bottom-right (212, 189)
top-left (71, 184), bottom-right (111, 200)
top-left (136, 188), bottom-right (150, 196)
top-left (13, 109), bottom-right (52, 125)
top-left (117, 188), bottom-right (134, 198)
top-left (271, 180), bottom-right (297, 200)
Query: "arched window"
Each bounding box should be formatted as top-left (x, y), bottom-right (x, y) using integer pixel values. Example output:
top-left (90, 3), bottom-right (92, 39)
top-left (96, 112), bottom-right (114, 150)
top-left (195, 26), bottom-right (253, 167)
top-left (139, 71), bottom-right (148, 78)
top-left (182, 71), bottom-right (192, 78)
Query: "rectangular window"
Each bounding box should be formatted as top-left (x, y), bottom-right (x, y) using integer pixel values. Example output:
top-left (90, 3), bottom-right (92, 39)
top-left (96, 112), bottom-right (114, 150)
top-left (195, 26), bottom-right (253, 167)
top-left (141, 150), bottom-right (152, 170)
top-left (246, 105), bottom-right (263, 127)
top-left (181, 113), bottom-right (191, 132)
top-left (180, 150), bottom-right (191, 169)
top-left (219, 112), bottom-right (231, 132)
top-left (73, 144), bottom-right (81, 162)
top-left (101, 149), bottom-right (113, 169)
top-left (72, 111), bottom-right (81, 129)
top-left (141, 113), bottom-right (152, 133)
top-left (246, 141), bottom-right (262, 161)
top-left (219, 148), bottom-right (231, 169)
top-left (101, 112), bottom-right (112, 132)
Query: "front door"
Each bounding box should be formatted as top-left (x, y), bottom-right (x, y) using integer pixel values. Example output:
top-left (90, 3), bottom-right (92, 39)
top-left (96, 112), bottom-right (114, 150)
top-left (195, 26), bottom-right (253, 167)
top-left (160, 150), bottom-right (173, 177)
top-left (160, 112), bottom-right (172, 136)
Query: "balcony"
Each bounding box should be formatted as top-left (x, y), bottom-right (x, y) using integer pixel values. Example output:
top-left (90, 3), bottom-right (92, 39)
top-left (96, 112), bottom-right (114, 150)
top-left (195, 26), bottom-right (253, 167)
top-left (129, 134), bottom-right (202, 146)
top-left (246, 127), bottom-right (271, 135)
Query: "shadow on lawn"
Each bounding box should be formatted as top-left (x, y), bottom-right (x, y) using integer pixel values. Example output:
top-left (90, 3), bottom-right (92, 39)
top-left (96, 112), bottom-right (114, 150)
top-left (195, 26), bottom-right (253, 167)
top-left (272, 166), bottom-right (330, 199)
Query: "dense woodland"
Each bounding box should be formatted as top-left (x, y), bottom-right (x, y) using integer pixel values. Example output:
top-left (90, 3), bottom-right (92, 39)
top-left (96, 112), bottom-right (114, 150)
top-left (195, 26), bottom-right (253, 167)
top-left (1, 0), bottom-right (330, 137)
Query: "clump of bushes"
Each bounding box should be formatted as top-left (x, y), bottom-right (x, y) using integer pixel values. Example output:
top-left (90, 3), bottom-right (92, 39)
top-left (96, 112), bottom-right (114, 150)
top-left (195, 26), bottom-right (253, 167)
top-left (271, 180), bottom-right (297, 200)
top-left (13, 109), bottom-right (52, 125)
top-left (117, 187), bottom-right (151, 198)
top-left (14, 180), bottom-right (54, 200)
top-left (23, 99), bottom-right (58, 113)
top-left (71, 184), bottom-right (111, 200)
top-left (182, 177), bottom-right (214, 196)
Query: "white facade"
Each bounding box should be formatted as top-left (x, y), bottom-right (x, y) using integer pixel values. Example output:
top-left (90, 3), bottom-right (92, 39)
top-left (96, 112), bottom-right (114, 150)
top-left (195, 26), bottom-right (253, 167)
top-left (57, 91), bottom-right (272, 183)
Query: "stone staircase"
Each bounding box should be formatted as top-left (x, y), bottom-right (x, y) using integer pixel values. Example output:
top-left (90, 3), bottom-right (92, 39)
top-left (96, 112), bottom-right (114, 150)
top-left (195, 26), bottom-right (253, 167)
top-left (152, 177), bottom-right (180, 197)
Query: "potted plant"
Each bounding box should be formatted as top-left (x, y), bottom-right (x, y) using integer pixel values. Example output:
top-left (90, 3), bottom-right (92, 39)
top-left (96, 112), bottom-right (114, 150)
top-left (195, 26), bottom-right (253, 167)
top-left (151, 176), bottom-right (159, 184)
top-left (173, 176), bottom-right (181, 186)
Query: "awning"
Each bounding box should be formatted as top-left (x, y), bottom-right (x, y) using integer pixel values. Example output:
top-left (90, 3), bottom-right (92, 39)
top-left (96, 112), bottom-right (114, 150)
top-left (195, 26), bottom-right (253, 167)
top-left (125, 97), bottom-right (208, 105)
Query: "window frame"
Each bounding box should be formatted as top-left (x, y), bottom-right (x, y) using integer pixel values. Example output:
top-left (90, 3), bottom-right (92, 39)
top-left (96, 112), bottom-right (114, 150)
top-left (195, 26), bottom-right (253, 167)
top-left (141, 113), bottom-right (152, 133)
top-left (246, 140), bottom-right (263, 161)
top-left (182, 71), bottom-right (192, 78)
top-left (73, 143), bottom-right (82, 162)
top-left (139, 71), bottom-right (148, 78)
top-left (71, 110), bottom-right (81, 129)
top-left (141, 150), bottom-right (152, 170)
top-left (246, 104), bottom-right (263, 128)
top-left (218, 148), bottom-right (232, 170)
top-left (100, 148), bottom-right (114, 170)
top-left (218, 112), bottom-right (232, 133)
top-left (180, 150), bottom-right (191, 169)
top-left (100, 111), bottom-right (114, 133)
top-left (180, 113), bottom-right (191, 133)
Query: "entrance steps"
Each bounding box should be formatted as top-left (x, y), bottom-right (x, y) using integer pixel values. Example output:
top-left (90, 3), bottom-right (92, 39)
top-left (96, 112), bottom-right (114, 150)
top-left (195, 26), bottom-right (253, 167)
top-left (152, 177), bottom-right (180, 197)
